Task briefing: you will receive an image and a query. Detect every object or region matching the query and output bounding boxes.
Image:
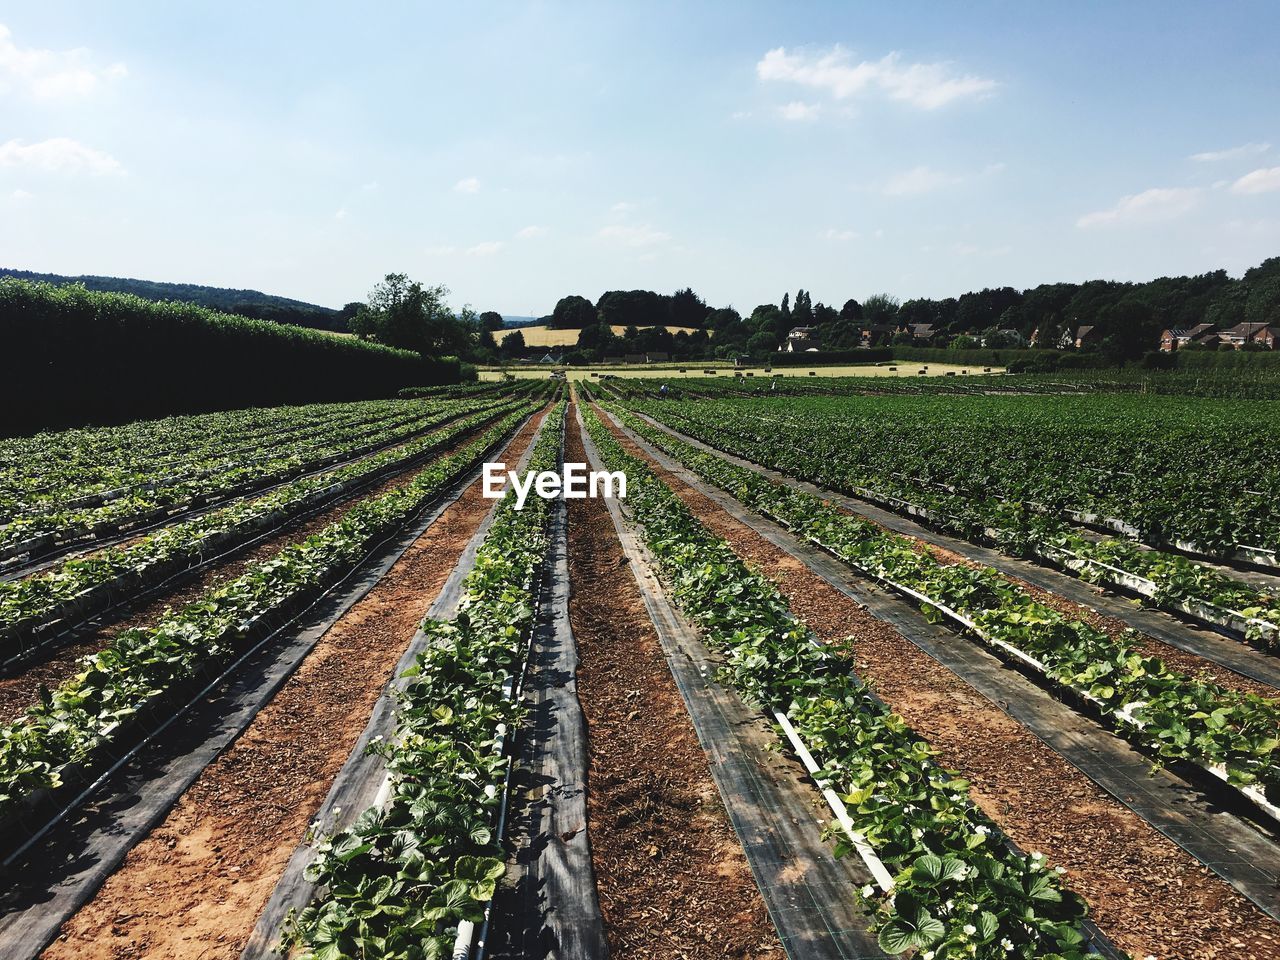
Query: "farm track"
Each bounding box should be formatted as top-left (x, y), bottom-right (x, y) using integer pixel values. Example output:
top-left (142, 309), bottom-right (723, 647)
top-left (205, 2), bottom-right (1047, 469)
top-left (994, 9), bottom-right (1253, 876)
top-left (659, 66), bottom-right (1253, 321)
top-left (0, 416), bottom-right (505, 724)
top-left (562, 406), bottom-right (780, 960)
top-left (592, 403), bottom-right (1280, 960)
top-left (34, 408), bottom-right (551, 960)
top-left (631, 410), bottom-right (1280, 693)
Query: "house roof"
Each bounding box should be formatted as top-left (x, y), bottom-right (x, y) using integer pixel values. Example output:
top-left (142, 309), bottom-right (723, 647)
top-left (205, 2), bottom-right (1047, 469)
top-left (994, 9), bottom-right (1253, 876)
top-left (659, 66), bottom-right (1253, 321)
top-left (1220, 321), bottom-right (1271, 337)
top-left (1076, 325), bottom-right (1096, 338)
top-left (787, 326), bottom-right (816, 337)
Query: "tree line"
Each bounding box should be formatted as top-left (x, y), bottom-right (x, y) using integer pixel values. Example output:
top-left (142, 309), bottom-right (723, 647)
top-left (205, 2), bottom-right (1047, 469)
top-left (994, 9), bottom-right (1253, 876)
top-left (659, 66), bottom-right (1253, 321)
top-left (469, 257), bottom-right (1280, 366)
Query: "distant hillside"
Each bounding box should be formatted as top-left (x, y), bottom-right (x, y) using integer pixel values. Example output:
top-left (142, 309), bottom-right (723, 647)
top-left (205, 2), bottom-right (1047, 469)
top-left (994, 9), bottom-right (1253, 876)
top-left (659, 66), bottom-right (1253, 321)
top-left (0, 268), bottom-right (349, 332)
top-left (501, 315), bottom-right (546, 328)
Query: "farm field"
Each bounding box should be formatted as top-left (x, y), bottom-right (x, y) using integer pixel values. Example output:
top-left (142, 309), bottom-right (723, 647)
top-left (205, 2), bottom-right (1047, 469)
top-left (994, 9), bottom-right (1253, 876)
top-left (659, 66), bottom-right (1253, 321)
top-left (494, 323), bottom-right (700, 348)
top-left (478, 359), bottom-right (994, 380)
top-left (0, 376), bottom-right (1276, 960)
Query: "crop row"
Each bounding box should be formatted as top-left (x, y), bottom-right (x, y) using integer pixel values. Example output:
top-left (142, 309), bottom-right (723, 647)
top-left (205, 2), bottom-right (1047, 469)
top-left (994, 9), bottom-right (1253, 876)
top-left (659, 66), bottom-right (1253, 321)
top-left (283, 402), bottom-right (565, 960)
top-left (634, 391), bottom-right (1280, 557)
top-left (0, 399), bottom-right (532, 653)
top-left (581, 405), bottom-right (1096, 958)
top-left (0, 396), bottom-right (416, 497)
top-left (630, 398), bottom-right (1280, 646)
top-left (605, 405), bottom-right (1280, 808)
top-left (0, 405), bottom-right (536, 836)
top-left (0, 396), bottom-right (522, 562)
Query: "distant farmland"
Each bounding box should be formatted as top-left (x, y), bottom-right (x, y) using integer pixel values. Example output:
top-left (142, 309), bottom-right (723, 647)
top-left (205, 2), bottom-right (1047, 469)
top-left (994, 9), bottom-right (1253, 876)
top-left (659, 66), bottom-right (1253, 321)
top-left (497, 324), bottom-right (701, 347)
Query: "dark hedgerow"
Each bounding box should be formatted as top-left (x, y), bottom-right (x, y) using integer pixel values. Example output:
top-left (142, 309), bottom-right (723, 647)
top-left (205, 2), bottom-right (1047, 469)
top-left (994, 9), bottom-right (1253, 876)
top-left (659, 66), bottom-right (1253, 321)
top-left (0, 280), bottom-right (462, 436)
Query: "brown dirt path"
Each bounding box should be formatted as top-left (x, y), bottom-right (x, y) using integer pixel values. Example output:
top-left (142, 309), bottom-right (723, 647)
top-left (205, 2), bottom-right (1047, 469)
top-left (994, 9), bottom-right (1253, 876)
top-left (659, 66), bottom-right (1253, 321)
top-left (40, 409), bottom-right (549, 960)
top-left (565, 408), bottom-right (780, 960)
top-left (595, 406), bottom-right (1280, 960)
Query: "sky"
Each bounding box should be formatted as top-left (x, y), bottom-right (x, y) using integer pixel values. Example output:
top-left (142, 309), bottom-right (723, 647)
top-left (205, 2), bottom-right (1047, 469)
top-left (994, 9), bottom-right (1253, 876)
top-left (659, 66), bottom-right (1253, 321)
top-left (1, 1), bottom-right (1278, 316)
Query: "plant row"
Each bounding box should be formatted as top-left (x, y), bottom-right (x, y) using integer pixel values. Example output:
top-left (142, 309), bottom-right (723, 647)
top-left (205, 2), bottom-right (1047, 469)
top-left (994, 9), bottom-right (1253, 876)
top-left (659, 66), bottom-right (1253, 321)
top-left (0, 399), bottom-right (532, 651)
top-left (606, 405), bottom-right (1280, 805)
top-left (0, 405), bottom-right (537, 833)
top-left (283, 402), bottom-right (565, 960)
top-left (581, 405), bottom-right (1095, 959)
top-left (0, 395), bottom-right (436, 505)
top-left (632, 398), bottom-right (1280, 646)
top-left (0, 397), bottom-right (518, 561)
top-left (633, 391), bottom-right (1280, 557)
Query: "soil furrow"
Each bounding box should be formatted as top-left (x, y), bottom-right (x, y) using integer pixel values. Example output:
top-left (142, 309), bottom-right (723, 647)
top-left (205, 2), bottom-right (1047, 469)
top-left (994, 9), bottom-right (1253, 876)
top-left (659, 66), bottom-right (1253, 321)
top-left (564, 409), bottom-right (780, 960)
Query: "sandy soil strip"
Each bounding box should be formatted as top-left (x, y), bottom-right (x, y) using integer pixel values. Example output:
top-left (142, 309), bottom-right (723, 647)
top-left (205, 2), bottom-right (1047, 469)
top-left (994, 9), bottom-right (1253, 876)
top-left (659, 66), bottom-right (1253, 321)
top-left (39, 410), bottom-right (548, 960)
top-left (564, 410), bottom-right (781, 960)
top-left (596, 408), bottom-right (1280, 960)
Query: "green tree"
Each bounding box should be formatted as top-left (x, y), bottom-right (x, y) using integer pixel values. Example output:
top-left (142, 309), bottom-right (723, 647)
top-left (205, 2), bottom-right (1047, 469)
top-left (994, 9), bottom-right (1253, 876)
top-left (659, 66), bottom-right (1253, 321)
top-left (479, 310), bottom-right (505, 333)
top-left (862, 293), bottom-right (901, 327)
top-left (551, 294), bottom-right (598, 329)
top-left (353, 274), bottom-right (466, 356)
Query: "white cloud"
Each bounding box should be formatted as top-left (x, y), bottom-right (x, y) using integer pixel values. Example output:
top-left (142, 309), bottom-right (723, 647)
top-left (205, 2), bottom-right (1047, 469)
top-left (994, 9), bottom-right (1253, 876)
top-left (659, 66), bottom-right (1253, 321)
top-left (821, 227), bottom-right (858, 241)
top-left (424, 244), bottom-right (457, 256)
top-left (609, 200), bottom-right (635, 216)
top-left (360, 180), bottom-right (379, 191)
top-left (757, 45), bottom-right (996, 110)
top-left (0, 137), bottom-right (123, 175)
top-left (1230, 166), bottom-right (1280, 195)
top-left (334, 207), bottom-right (347, 220)
top-left (731, 110), bottom-right (753, 120)
top-left (465, 240), bottom-right (504, 256)
top-left (1190, 142), bottom-right (1270, 163)
top-left (1077, 186), bottom-right (1200, 228)
top-left (0, 24), bottom-right (127, 99)
top-left (883, 165), bottom-right (959, 196)
top-left (597, 224), bottom-right (671, 247)
top-left (516, 225), bottom-right (548, 239)
top-left (8, 188), bottom-right (33, 202)
top-left (453, 176), bottom-right (480, 194)
top-left (778, 100), bottom-right (820, 121)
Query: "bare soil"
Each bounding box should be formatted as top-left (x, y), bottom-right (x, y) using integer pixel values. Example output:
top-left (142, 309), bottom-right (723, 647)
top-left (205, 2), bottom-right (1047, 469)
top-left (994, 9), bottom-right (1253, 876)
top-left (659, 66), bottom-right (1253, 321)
top-left (596, 407), bottom-right (1280, 960)
top-left (39, 409), bottom-right (548, 960)
top-left (565, 409), bottom-right (780, 960)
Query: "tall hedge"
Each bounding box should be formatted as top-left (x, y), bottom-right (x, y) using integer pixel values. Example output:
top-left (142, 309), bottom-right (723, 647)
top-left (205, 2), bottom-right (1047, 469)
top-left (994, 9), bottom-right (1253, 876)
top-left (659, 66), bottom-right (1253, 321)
top-left (0, 280), bottom-right (460, 435)
top-left (1174, 349), bottom-right (1280, 369)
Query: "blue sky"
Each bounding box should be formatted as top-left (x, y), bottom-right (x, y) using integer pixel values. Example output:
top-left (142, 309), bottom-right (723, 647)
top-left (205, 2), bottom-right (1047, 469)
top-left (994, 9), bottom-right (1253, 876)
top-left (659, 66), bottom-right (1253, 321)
top-left (1, 2), bottom-right (1278, 315)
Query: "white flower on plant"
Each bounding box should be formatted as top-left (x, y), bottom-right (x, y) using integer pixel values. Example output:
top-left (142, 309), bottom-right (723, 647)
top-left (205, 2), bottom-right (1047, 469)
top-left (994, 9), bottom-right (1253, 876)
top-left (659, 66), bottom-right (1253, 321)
top-left (968, 902), bottom-right (979, 912)
top-left (860, 884), bottom-right (875, 898)
top-left (944, 899), bottom-right (955, 911)
top-left (922, 953), bottom-right (934, 960)
top-left (1002, 939), bottom-right (1015, 952)
top-left (1054, 865), bottom-right (1066, 875)
top-left (963, 924), bottom-right (977, 936)
top-left (911, 827), bottom-right (923, 839)
top-left (975, 825), bottom-right (990, 835)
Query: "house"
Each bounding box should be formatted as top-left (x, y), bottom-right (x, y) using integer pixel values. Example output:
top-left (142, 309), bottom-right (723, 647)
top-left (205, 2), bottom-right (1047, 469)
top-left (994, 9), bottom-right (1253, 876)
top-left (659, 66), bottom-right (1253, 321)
top-left (1217, 322), bottom-right (1279, 350)
top-left (645, 351), bottom-right (670, 363)
top-left (602, 354), bottom-right (624, 365)
top-left (623, 353), bottom-right (646, 364)
top-left (538, 352), bottom-right (561, 364)
top-left (908, 323), bottom-right (937, 343)
top-left (1159, 323), bottom-right (1216, 352)
top-left (1073, 325), bottom-right (1101, 349)
top-left (783, 326), bottom-right (817, 353)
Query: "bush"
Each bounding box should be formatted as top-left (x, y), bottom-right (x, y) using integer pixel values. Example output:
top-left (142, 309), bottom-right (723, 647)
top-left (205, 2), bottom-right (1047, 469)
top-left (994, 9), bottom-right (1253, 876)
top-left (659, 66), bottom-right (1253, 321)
top-left (0, 280), bottom-right (460, 435)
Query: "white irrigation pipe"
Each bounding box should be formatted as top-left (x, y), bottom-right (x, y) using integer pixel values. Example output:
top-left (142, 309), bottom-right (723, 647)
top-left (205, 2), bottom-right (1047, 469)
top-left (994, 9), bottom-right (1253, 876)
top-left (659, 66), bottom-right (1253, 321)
top-left (772, 709), bottom-right (895, 893)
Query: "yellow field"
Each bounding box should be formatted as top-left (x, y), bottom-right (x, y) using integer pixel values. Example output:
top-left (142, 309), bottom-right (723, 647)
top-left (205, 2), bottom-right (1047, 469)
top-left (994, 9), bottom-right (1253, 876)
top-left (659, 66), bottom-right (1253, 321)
top-left (477, 361), bottom-right (1001, 381)
top-left (496, 324), bottom-right (700, 348)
